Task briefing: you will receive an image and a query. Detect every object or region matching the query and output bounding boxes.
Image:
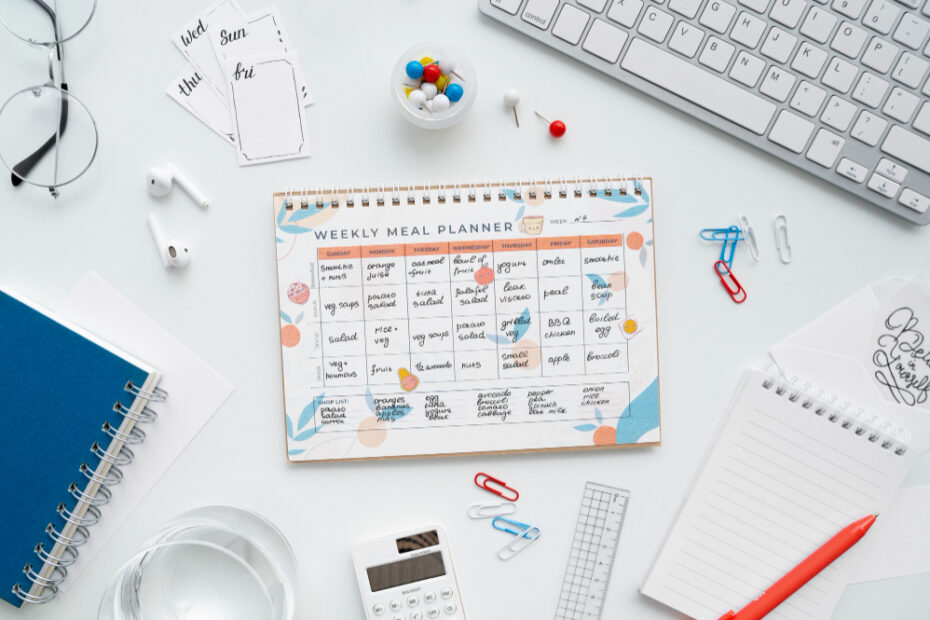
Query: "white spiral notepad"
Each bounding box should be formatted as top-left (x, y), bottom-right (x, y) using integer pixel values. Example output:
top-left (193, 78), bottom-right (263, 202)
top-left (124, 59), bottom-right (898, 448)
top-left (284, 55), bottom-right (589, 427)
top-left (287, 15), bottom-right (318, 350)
top-left (641, 368), bottom-right (916, 620)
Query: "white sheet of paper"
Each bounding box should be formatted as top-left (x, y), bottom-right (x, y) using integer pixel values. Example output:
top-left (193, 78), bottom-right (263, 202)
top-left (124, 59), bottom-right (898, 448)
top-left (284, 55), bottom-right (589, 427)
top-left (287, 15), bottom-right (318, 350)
top-left (851, 484), bottom-right (930, 583)
top-left (56, 273), bottom-right (234, 592)
top-left (166, 64), bottom-right (236, 147)
top-left (224, 52), bottom-right (310, 165)
top-left (209, 6), bottom-right (313, 106)
top-left (172, 0), bottom-right (245, 98)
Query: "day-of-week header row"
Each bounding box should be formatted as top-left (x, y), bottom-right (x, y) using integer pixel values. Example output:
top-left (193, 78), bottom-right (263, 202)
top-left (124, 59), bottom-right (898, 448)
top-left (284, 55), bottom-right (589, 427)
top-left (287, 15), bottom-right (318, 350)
top-left (317, 235), bottom-right (624, 260)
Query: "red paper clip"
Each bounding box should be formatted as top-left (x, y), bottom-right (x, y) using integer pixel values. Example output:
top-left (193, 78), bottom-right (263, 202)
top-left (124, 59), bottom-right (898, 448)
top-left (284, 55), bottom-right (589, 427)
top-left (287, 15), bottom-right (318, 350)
top-left (714, 260), bottom-right (747, 304)
top-left (474, 473), bottom-right (519, 501)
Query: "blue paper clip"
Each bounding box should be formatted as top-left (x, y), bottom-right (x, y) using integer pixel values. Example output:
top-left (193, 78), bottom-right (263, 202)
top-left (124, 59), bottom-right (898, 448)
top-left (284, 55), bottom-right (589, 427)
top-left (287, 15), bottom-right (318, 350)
top-left (492, 516), bottom-right (536, 538)
top-left (699, 227), bottom-right (745, 242)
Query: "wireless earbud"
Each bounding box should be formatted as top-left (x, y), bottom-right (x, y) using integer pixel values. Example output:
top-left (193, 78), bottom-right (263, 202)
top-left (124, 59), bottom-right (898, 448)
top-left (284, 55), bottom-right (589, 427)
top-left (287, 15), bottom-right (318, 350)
top-left (146, 163), bottom-right (209, 208)
top-left (147, 212), bottom-right (191, 268)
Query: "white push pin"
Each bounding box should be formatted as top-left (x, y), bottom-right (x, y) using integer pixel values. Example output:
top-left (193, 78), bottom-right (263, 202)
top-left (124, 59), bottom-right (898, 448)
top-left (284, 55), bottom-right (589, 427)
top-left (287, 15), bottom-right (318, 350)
top-left (438, 58), bottom-right (465, 82)
top-left (431, 93), bottom-right (451, 113)
top-left (504, 89), bottom-right (520, 128)
top-left (408, 89), bottom-right (427, 110)
top-left (421, 82), bottom-right (438, 100)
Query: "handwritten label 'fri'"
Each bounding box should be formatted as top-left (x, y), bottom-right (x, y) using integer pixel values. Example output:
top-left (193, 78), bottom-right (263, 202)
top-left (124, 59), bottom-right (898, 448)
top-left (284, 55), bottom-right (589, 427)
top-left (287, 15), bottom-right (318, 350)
top-left (233, 62), bottom-right (255, 80)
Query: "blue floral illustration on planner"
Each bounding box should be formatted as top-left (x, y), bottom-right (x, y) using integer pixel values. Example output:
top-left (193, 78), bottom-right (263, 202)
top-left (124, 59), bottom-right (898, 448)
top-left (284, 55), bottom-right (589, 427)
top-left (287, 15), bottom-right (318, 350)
top-left (286, 392), bottom-right (324, 456)
top-left (275, 197), bottom-right (338, 243)
top-left (573, 379), bottom-right (660, 446)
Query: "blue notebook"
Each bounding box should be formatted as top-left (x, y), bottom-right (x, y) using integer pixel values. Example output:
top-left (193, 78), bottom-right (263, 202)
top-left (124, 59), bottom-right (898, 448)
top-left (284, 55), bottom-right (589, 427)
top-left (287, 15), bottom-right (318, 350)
top-left (0, 289), bottom-right (163, 607)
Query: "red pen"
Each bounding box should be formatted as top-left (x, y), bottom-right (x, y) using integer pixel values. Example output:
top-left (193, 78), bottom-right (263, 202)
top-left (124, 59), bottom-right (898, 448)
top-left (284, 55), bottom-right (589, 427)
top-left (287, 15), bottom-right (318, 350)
top-left (718, 514), bottom-right (877, 620)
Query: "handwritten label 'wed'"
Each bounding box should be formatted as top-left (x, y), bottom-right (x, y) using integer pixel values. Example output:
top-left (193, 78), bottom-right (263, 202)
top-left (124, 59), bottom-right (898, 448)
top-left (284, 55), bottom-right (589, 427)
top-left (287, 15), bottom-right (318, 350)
top-left (873, 306), bottom-right (930, 407)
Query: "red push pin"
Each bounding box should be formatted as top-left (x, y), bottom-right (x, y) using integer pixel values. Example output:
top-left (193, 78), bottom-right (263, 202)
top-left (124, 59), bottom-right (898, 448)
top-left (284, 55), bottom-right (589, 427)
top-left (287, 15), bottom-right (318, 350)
top-left (535, 111), bottom-right (566, 137)
top-left (422, 63), bottom-right (441, 83)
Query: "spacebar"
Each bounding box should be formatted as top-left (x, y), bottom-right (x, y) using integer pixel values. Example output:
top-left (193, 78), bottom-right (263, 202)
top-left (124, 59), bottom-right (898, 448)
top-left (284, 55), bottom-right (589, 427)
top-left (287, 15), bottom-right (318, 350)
top-left (620, 38), bottom-right (777, 135)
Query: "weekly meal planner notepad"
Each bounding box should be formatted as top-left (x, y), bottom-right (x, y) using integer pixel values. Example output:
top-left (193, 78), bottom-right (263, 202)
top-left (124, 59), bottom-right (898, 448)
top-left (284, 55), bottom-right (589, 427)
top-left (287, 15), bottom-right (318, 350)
top-left (272, 178), bottom-right (660, 461)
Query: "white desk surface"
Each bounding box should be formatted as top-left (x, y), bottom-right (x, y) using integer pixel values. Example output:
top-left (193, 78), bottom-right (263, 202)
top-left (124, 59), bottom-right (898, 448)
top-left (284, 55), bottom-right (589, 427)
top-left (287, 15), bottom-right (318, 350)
top-left (1, 1), bottom-right (929, 618)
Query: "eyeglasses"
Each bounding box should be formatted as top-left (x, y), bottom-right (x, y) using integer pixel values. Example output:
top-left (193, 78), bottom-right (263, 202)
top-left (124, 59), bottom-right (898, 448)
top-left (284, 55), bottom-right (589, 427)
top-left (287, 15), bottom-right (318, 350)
top-left (0, 0), bottom-right (98, 198)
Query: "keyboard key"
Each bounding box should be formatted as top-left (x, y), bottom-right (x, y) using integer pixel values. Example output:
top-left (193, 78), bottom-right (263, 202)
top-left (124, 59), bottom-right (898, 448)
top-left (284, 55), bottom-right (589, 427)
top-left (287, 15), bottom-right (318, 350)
top-left (867, 173), bottom-right (901, 197)
top-left (670, 0), bottom-right (704, 17)
top-left (851, 109), bottom-right (888, 145)
top-left (790, 81), bottom-right (828, 115)
top-left (553, 4), bottom-right (591, 44)
top-left (914, 102), bottom-right (930, 133)
top-left (730, 51), bottom-right (767, 85)
top-left (876, 157), bottom-right (908, 181)
top-left (638, 7), bottom-right (675, 41)
top-left (522, 0), bottom-right (560, 29)
top-left (699, 36), bottom-right (736, 71)
top-left (760, 65), bottom-right (798, 99)
top-left (891, 52), bottom-right (929, 87)
top-left (732, 12), bottom-right (767, 47)
top-left (821, 95), bottom-right (858, 129)
top-left (882, 87), bottom-right (920, 121)
top-left (800, 7), bottom-right (838, 43)
top-left (791, 42), bottom-right (829, 77)
top-left (862, 0), bottom-right (901, 34)
top-left (851, 71), bottom-right (889, 106)
top-left (620, 38), bottom-right (777, 133)
top-left (607, 0), bottom-right (645, 27)
top-left (832, 0), bottom-right (868, 18)
top-left (806, 128), bottom-right (846, 166)
top-left (768, 109), bottom-right (815, 152)
top-left (579, 0), bottom-right (611, 10)
top-left (738, 0), bottom-right (771, 11)
top-left (899, 188), bottom-right (930, 212)
top-left (893, 14), bottom-right (930, 48)
top-left (669, 22), bottom-right (707, 56)
top-left (699, 0), bottom-right (737, 32)
top-left (822, 56), bottom-right (858, 92)
top-left (831, 22), bottom-right (868, 57)
top-left (861, 37), bottom-right (900, 72)
top-left (896, 0), bottom-right (920, 8)
top-left (837, 157), bottom-right (869, 181)
top-left (582, 19), bottom-right (629, 61)
top-left (490, 0), bottom-right (523, 15)
top-left (761, 27), bottom-right (798, 62)
top-left (770, 0), bottom-right (807, 28)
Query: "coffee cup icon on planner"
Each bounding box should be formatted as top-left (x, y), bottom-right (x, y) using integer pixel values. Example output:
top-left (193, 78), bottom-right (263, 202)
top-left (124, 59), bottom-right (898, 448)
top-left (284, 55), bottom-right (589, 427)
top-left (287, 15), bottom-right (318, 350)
top-left (519, 215), bottom-right (544, 235)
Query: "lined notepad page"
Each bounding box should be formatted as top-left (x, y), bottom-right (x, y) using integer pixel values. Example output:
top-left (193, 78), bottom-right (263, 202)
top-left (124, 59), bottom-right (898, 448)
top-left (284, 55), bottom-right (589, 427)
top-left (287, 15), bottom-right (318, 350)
top-left (641, 369), bottom-right (914, 620)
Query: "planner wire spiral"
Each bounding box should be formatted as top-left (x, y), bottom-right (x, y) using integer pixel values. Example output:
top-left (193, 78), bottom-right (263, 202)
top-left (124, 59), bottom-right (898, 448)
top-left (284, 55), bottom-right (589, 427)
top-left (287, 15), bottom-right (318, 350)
top-left (760, 371), bottom-right (909, 457)
top-left (12, 382), bottom-right (168, 605)
top-left (276, 176), bottom-right (649, 210)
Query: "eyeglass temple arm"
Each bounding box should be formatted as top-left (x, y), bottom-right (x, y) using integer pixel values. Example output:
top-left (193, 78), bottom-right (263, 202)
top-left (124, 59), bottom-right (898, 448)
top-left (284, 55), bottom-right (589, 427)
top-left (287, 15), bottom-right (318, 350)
top-left (10, 0), bottom-right (67, 188)
top-left (10, 83), bottom-right (69, 187)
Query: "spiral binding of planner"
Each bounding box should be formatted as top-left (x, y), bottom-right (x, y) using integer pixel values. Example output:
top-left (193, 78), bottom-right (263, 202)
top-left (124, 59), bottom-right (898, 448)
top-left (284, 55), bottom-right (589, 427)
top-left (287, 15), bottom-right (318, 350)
top-left (277, 176), bottom-right (648, 210)
top-left (761, 371), bottom-right (909, 456)
top-left (11, 382), bottom-right (168, 605)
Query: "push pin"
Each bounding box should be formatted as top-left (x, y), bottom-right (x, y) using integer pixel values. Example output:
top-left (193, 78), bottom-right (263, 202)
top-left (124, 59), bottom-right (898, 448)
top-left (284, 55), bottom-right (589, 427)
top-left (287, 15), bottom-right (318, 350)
top-left (535, 111), bottom-right (566, 138)
top-left (422, 63), bottom-right (441, 83)
top-left (438, 58), bottom-right (466, 81)
top-left (504, 89), bottom-right (520, 127)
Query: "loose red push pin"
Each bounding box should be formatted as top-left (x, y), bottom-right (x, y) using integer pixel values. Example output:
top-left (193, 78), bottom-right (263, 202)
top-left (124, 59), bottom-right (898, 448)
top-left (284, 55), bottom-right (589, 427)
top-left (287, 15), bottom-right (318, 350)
top-left (422, 63), bottom-right (441, 83)
top-left (534, 111), bottom-right (566, 137)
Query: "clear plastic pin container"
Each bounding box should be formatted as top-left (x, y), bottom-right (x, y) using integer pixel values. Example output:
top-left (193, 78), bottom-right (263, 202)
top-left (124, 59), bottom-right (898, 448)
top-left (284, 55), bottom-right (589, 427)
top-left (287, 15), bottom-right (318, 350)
top-left (391, 42), bottom-right (477, 130)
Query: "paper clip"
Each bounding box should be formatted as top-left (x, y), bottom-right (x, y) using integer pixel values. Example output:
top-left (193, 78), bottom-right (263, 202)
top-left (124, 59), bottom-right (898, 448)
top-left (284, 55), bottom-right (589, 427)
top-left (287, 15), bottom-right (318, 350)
top-left (715, 260), bottom-right (747, 304)
top-left (774, 214), bottom-right (791, 264)
top-left (474, 473), bottom-right (519, 501)
top-left (738, 214), bottom-right (760, 262)
top-left (492, 516), bottom-right (536, 537)
top-left (497, 526), bottom-right (541, 560)
top-left (699, 227), bottom-right (745, 242)
top-left (468, 502), bottom-right (517, 519)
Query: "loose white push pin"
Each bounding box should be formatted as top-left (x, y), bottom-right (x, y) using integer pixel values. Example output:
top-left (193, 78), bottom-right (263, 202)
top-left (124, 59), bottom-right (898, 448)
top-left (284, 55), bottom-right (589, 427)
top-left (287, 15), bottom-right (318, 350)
top-left (504, 89), bottom-right (520, 128)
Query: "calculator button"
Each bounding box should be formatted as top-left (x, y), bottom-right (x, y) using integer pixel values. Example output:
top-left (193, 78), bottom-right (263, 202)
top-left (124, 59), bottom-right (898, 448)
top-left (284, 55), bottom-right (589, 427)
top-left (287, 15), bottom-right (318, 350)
top-left (444, 602), bottom-right (458, 615)
top-left (440, 588), bottom-right (454, 600)
top-left (427, 608), bottom-right (441, 619)
top-left (407, 595), bottom-right (419, 608)
top-left (411, 613), bottom-right (423, 620)
top-left (390, 600), bottom-right (403, 612)
top-left (373, 603), bottom-right (386, 616)
top-left (392, 615), bottom-right (404, 620)
top-left (423, 592), bottom-right (437, 604)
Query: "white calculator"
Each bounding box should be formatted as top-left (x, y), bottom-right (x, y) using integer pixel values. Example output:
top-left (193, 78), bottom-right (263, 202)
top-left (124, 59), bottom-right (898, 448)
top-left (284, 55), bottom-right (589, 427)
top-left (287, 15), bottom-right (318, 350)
top-left (353, 525), bottom-right (466, 620)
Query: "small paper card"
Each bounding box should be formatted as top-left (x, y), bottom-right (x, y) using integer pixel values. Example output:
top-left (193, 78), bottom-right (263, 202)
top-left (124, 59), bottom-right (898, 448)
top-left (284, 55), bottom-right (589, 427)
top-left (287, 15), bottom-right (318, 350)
top-left (172, 0), bottom-right (245, 98)
top-left (871, 277), bottom-right (930, 408)
top-left (224, 52), bottom-right (311, 166)
top-left (166, 65), bottom-right (236, 147)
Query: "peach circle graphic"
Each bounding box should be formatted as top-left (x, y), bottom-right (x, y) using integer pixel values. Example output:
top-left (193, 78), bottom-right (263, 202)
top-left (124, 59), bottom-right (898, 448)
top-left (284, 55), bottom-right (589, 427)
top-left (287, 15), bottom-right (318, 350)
top-left (524, 186), bottom-right (546, 207)
top-left (593, 425), bottom-right (616, 445)
top-left (358, 416), bottom-right (387, 447)
top-left (607, 271), bottom-right (629, 291)
top-left (281, 324), bottom-right (300, 347)
top-left (512, 339), bottom-right (542, 370)
top-left (626, 232), bottom-right (644, 250)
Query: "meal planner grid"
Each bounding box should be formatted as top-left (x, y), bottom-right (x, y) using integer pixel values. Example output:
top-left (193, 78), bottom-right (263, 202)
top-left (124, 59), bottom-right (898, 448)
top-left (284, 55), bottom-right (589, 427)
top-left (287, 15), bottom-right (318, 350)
top-left (306, 234), bottom-right (630, 388)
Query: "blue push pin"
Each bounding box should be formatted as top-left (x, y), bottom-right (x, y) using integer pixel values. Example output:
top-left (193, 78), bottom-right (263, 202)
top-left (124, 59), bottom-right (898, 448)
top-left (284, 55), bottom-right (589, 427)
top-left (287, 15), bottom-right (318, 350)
top-left (405, 60), bottom-right (424, 80)
top-left (446, 83), bottom-right (464, 102)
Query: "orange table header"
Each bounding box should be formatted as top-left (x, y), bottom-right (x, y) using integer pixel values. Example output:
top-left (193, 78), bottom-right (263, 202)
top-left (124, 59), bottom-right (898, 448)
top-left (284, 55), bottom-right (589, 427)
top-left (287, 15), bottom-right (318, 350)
top-left (493, 238), bottom-right (537, 252)
top-left (449, 240), bottom-right (493, 254)
top-left (538, 236), bottom-right (580, 250)
top-left (318, 246), bottom-right (361, 260)
top-left (362, 244), bottom-right (404, 258)
top-left (407, 242), bottom-right (449, 256)
top-left (581, 234), bottom-right (623, 248)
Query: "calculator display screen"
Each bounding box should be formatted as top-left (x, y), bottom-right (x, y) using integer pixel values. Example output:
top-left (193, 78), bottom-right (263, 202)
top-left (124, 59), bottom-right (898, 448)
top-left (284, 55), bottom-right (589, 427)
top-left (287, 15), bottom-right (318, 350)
top-left (396, 530), bottom-right (439, 554)
top-left (366, 551), bottom-right (446, 592)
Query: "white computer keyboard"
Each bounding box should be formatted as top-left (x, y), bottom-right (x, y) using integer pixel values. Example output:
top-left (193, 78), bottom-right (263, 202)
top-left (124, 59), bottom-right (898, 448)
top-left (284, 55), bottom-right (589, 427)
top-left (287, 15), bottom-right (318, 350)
top-left (480, 0), bottom-right (930, 224)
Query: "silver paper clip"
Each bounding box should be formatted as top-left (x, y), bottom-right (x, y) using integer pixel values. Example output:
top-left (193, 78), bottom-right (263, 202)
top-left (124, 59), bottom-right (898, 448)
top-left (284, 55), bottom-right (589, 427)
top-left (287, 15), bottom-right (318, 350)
top-left (497, 525), bottom-right (541, 561)
top-left (738, 214), bottom-right (760, 262)
top-left (774, 214), bottom-right (791, 264)
top-left (468, 502), bottom-right (517, 519)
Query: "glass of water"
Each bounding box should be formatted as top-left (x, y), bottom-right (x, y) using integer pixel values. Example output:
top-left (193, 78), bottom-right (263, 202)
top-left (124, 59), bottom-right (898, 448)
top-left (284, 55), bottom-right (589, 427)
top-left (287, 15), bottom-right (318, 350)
top-left (98, 506), bottom-right (297, 620)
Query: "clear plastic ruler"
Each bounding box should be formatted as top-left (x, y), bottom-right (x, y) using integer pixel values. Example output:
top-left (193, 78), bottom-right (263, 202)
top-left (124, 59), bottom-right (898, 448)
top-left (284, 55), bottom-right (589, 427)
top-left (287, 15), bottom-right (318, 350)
top-left (555, 482), bottom-right (631, 619)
